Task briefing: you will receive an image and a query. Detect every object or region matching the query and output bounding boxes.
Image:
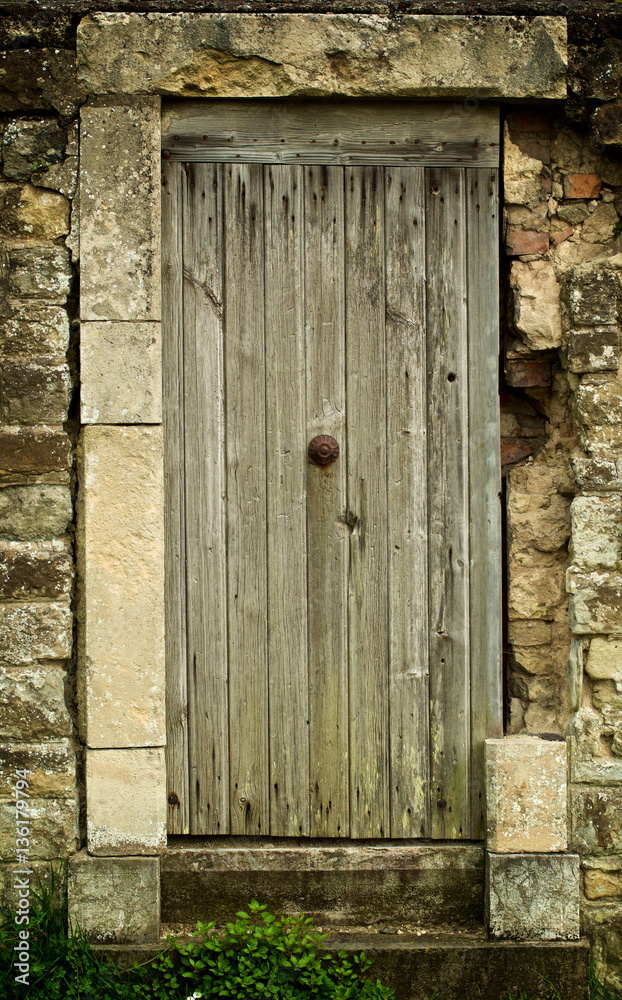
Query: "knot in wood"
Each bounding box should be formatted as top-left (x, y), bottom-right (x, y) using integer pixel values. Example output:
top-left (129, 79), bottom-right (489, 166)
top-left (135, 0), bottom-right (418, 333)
top-left (308, 435), bottom-right (339, 466)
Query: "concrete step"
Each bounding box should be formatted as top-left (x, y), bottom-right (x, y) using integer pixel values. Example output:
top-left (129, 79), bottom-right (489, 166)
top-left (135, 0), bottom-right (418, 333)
top-left (96, 933), bottom-right (590, 1000)
top-left (161, 838), bottom-right (485, 930)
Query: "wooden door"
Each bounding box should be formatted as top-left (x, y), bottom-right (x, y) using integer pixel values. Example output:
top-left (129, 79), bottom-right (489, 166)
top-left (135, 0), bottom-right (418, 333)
top-left (162, 103), bottom-right (502, 841)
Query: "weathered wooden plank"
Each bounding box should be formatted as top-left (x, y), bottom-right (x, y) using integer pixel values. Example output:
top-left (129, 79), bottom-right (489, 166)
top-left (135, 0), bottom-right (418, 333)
top-left (162, 101), bottom-right (500, 167)
top-left (425, 167), bottom-right (471, 840)
top-left (182, 163), bottom-right (229, 835)
top-left (467, 167), bottom-right (503, 839)
top-left (384, 166), bottom-right (430, 838)
top-left (305, 165), bottom-right (349, 838)
top-left (162, 161), bottom-right (189, 836)
top-left (345, 165), bottom-right (390, 839)
top-left (264, 165), bottom-right (310, 836)
top-left (225, 163), bottom-right (269, 835)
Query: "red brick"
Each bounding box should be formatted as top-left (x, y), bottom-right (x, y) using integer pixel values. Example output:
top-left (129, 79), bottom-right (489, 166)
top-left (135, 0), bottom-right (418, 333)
top-left (562, 174), bottom-right (602, 199)
top-left (501, 442), bottom-right (532, 467)
top-left (506, 230), bottom-right (549, 256)
top-left (509, 110), bottom-right (551, 133)
top-left (506, 358), bottom-right (552, 387)
top-left (0, 427), bottom-right (71, 476)
top-left (551, 227), bottom-right (574, 246)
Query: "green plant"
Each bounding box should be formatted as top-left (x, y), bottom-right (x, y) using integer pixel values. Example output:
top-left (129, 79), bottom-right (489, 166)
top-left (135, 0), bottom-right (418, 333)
top-left (152, 900), bottom-right (394, 1000)
top-left (613, 220), bottom-right (622, 240)
top-left (0, 865), bottom-right (168, 999)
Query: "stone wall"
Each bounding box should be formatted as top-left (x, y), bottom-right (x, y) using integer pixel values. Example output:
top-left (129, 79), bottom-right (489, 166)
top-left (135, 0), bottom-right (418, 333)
top-left (2, 0), bottom-right (622, 988)
top-left (502, 63), bottom-right (622, 982)
top-left (0, 90), bottom-right (82, 900)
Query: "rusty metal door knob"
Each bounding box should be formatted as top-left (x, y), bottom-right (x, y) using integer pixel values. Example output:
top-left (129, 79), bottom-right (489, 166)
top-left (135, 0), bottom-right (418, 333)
top-left (308, 435), bottom-right (339, 466)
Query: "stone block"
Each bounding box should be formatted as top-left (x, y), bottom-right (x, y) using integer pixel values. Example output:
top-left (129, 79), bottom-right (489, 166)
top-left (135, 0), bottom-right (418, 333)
top-left (568, 569), bottom-right (622, 635)
top-left (0, 428), bottom-right (71, 478)
top-left (80, 426), bottom-right (164, 748)
top-left (505, 231), bottom-right (549, 256)
top-left (570, 452), bottom-right (620, 491)
top-left (570, 496), bottom-right (622, 570)
top-left (586, 637), bottom-right (622, 684)
top-left (507, 490), bottom-right (571, 553)
top-left (572, 786), bottom-right (622, 855)
top-left (575, 375), bottom-right (622, 453)
top-left (0, 486), bottom-right (72, 541)
top-left (510, 261), bottom-right (561, 351)
top-left (562, 270), bottom-right (620, 327)
top-left (0, 665), bottom-right (72, 739)
top-left (0, 547), bottom-right (72, 600)
top-left (508, 620), bottom-right (552, 647)
top-left (0, 305), bottom-right (70, 358)
top-left (504, 125), bottom-right (545, 210)
top-left (1, 359), bottom-right (71, 425)
top-left (557, 203), bottom-right (590, 225)
top-left (1, 117), bottom-right (66, 181)
top-left (562, 174), bottom-right (602, 199)
top-left (568, 328), bottom-right (619, 374)
top-left (86, 748), bottom-right (166, 856)
top-left (0, 602), bottom-right (72, 664)
top-left (81, 322), bottom-right (161, 424)
top-left (582, 203), bottom-right (618, 246)
top-left (0, 797), bottom-right (78, 859)
top-left (8, 247), bottom-right (73, 303)
top-left (0, 741), bottom-right (76, 798)
top-left (583, 859), bottom-right (622, 900)
top-left (32, 157), bottom-right (79, 200)
top-left (77, 13), bottom-right (567, 100)
top-left (574, 38), bottom-right (622, 102)
top-left (0, 49), bottom-right (87, 117)
top-left (550, 226), bottom-right (574, 247)
top-left (485, 736), bottom-right (567, 853)
top-left (0, 182), bottom-right (69, 240)
top-left (68, 853), bottom-right (160, 943)
top-left (508, 562), bottom-right (565, 620)
top-left (487, 853), bottom-right (580, 940)
top-left (80, 98), bottom-right (161, 322)
top-left (591, 101), bottom-right (622, 148)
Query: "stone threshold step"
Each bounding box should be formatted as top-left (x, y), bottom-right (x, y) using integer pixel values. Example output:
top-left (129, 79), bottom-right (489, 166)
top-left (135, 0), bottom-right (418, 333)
top-left (161, 839), bottom-right (485, 929)
top-left (95, 935), bottom-right (590, 1000)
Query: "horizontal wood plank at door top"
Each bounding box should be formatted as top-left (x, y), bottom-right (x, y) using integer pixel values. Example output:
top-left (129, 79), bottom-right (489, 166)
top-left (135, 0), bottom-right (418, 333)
top-left (162, 100), bottom-right (500, 166)
top-left (164, 160), bottom-right (501, 839)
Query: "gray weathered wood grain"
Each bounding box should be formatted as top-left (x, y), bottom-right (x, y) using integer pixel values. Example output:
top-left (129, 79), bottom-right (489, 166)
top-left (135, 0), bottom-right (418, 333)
top-left (264, 164), bottom-right (310, 836)
top-left (225, 163), bottom-right (270, 835)
top-left (305, 165), bottom-right (350, 838)
top-left (467, 167), bottom-right (503, 839)
top-left (182, 163), bottom-right (229, 835)
top-left (345, 165), bottom-right (390, 839)
top-left (162, 101), bottom-right (500, 167)
top-left (385, 166), bottom-right (430, 838)
top-left (162, 161), bottom-right (190, 836)
top-left (425, 167), bottom-right (471, 840)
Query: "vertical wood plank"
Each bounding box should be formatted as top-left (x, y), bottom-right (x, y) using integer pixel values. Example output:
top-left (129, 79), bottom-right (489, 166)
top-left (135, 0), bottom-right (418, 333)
top-left (345, 165), bottom-right (390, 839)
top-left (264, 165), bottom-right (310, 836)
top-left (426, 167), bottom-right (471, 840)
top-left (225, 163), bottom-right (269, 835)
top-left (385, 167), bottom-right (430, 838)
top-left (182, 163), bottom-right (229, 834)
top-left (467, 167), bottom-right (503, 839)
top-left (305, 165), bottom-right (349, 837)
top-left (162, 161), bottom-right (189, 835)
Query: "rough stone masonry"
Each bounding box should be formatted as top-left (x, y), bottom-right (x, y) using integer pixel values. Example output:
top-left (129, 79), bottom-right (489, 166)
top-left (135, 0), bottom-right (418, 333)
top-left (2, 0), bottom-right (622, 990)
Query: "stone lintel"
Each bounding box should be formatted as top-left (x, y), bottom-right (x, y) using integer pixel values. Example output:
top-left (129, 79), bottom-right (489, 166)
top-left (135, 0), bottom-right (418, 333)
top-left (68, 852), bottom-right (160, 943)
top-left (79, 426), bottom-right (165, 748)
top-left (80, 96), bottom-right (161, 322)
top-left (86, 748), bottom-right (166, 856)
top-left (81, 321), bottom-right (162, 424)
top-left (77, 14), bottom-right (567, 101)
top-left (487, 853), bottom-right (580, 941)
top-left (485, 736), bottom-right (568, 853)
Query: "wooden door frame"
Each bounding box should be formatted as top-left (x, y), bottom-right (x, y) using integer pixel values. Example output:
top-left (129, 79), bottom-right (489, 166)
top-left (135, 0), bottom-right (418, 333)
top-left (73, 10), bottom-right (567, 943)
